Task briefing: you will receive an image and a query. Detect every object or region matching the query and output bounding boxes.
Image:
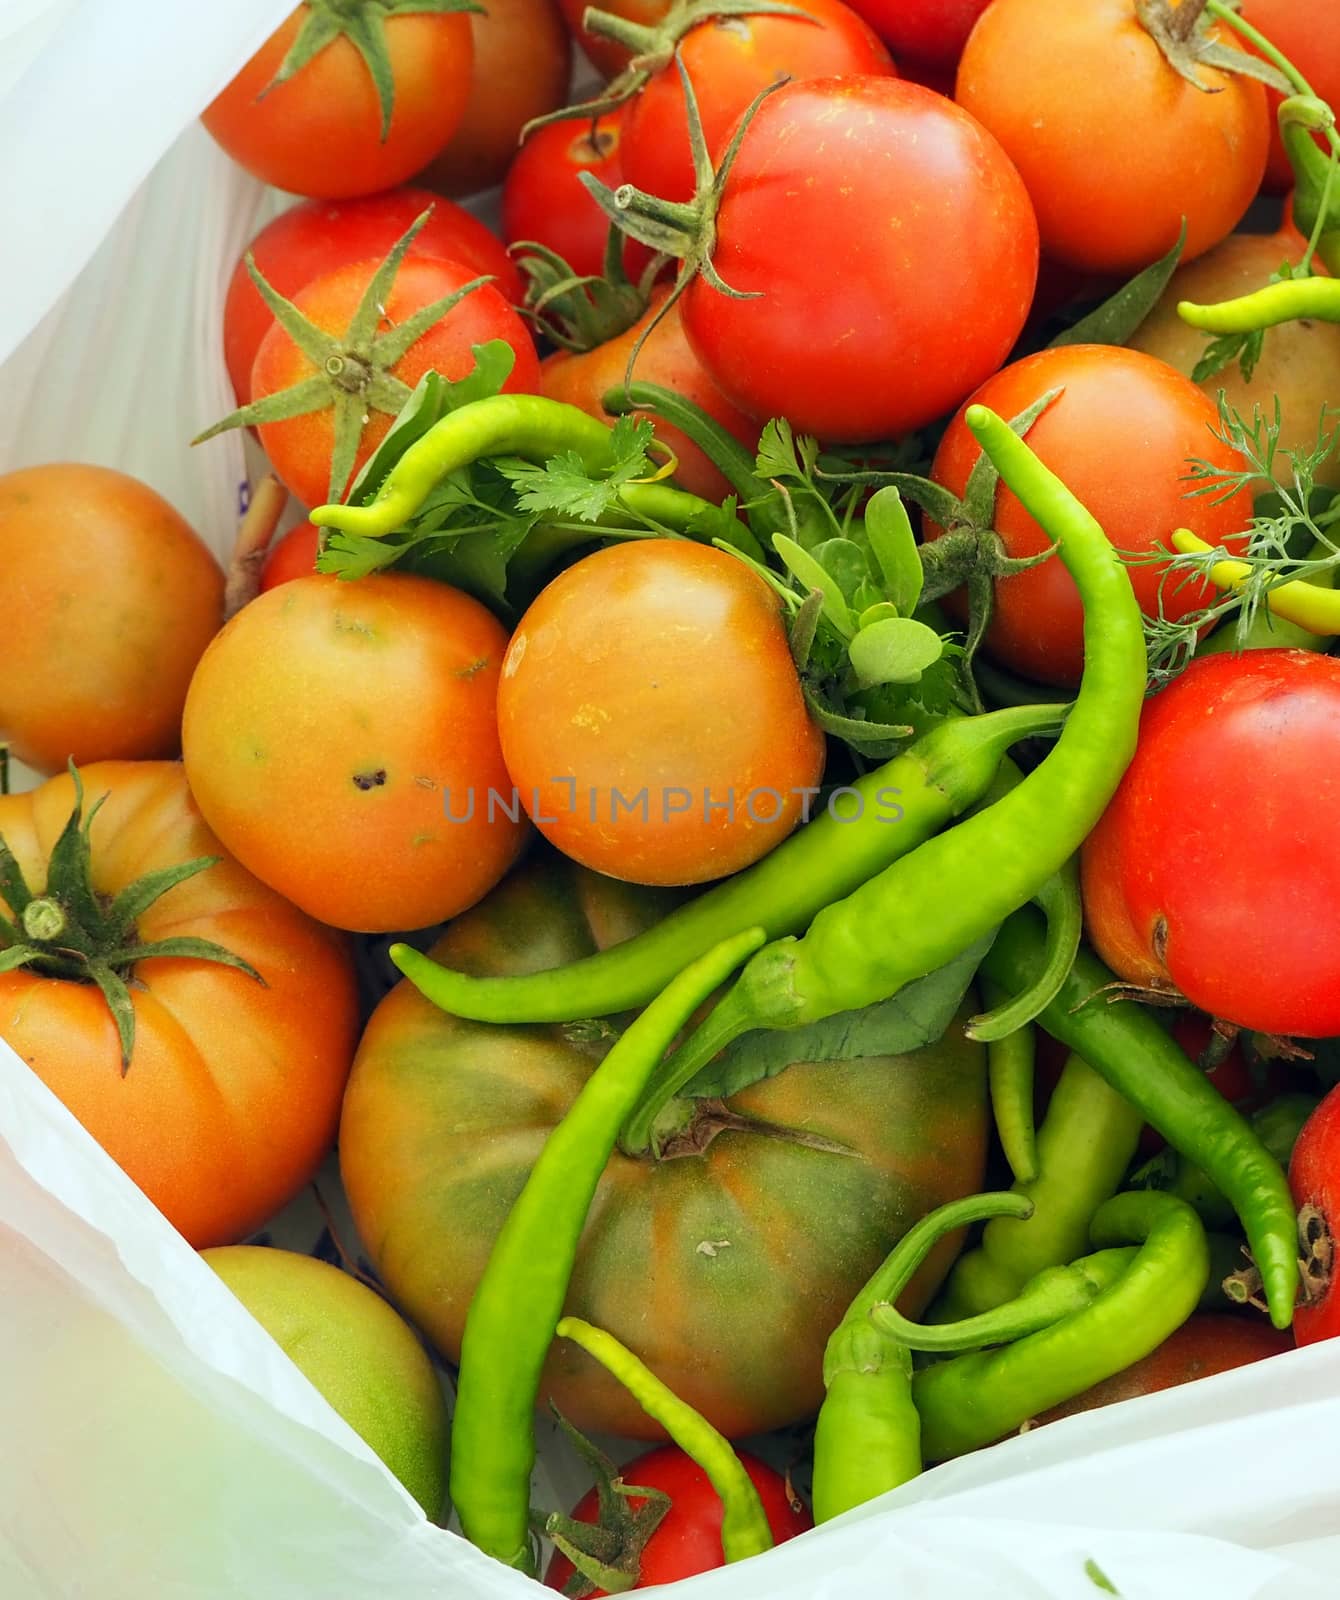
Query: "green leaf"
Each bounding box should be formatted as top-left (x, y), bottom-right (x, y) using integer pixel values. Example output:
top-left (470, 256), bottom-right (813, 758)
top-left (1083, 1558), bottom-right (1122, 1596)
top-left (1050, 221), bottom-right (1186, 349)
top-left (801, 690), bottom-right (914, 750)
top-left (1193, 327), bottom-right (1265, 385)
top-left (865, 487), bottom-right (923, 614)
top-left (809, 538), bottom-right (871, 605)
top-left (318, 528), bottom-right (413, 580)
top-left (682, 934), bottom-right (993, 1100)
top-left (848, 617), bottom-right (944, 688)
top-left (772, 534), bottom-right (854, 637)
top-left (497, 413), bottom-right (653, 523)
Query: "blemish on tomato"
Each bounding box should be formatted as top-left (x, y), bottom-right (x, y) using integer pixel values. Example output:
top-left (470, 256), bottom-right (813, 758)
top-left (456, 655), bottom-right (489, 679)
top-left (352, 769), bottom-right (387, 790)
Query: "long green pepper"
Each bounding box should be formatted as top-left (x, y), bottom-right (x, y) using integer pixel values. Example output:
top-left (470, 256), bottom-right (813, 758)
top-left (621, 404), bottom-right (1147, 1153)
top-left (449, 926), bottom-right (766, 1572)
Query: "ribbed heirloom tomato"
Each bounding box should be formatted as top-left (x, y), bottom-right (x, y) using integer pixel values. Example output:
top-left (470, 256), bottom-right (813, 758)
top-left (496, 540), bottom-right (826, 886)
top-left (339, 856), bottom-right (990, 1438)
top-left (0, 763), bottom-right (358, 1248)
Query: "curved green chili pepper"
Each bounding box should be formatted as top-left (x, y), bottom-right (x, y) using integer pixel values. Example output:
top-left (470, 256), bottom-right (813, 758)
top-left (935, 1049), bottom-right (1145, 1320)
top-left (555, 1316), bottom-right (774, 1564)
top-left (911, 1191), bottom-right (1211, 1460)
top-left (981, 908), bottom-right (1300, 1330)
top-left (984, 1007), bottom-right (1039, 1186)
top-left (600, 379), bottom-right (771, 509)
top-left (450, 925), bottom-right (766, 1573)
top-left (621, 404), bottom-right (1146, 1154)
top-left (1173, 529), bottom-right (1340, 639)
top-left (966, 855), bottom-right (1082, 1043)
top-left (1178, 275), bottom-right (1340, 335)
top-left (812, 1191), bottom-right (1033, 1525)
top-left (392, 700), bottom-right (1065, 1024)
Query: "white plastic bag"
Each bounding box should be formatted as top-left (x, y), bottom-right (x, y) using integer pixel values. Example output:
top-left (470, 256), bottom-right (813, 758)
top-left (3, 5), bottom-right (1340, 1596)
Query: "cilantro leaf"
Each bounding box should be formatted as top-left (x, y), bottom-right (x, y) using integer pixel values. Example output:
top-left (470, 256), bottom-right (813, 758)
top-left (1193, 327), bottom-right (1265, 385)
top-left (496, 413), bottom-right (656, 523)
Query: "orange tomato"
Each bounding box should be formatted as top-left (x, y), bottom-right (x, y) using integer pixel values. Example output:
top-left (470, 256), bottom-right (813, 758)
top-left (0, 465), bottom-right (223, 773)
top-left (0, 762), bottom-right (357, 1247)
top-left (496, 541), bottom-right (826, 886)
top-left (181, 574), bottom-right (527, 933)
top-left (201, 6), bottom-right (474, 199)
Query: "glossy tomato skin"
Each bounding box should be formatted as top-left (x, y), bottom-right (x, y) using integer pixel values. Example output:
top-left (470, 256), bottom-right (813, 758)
top-left (0, 466), bottom-right (224, 773)
top-left (224, 189), bottom-right (522, 406)
top-left (842, 0), bottom-right (990, 69)
top-left (201, 8), bottom-right (474, 199)
top-left (260, 523), bottom-right (322, 590)
top-left (540, 290), bottom-right (761, 502)
top-left (680, 76), bottom-right (1038, 442)
top-left (956, 0), bottom-right (1267, 274)
top-left (497, 541), bottom-right (826, 886)
top-left (543, 1446), bottom-right (811, 1593)
top-left (1242, 0), bottom-right (1340, 192)
top-left (1081, 652), bottom-right (1340, 1038)
top-left (926, 345), bottom-right (1248, 688)
top-left (620, 0), bottom-right (896, 204)
top-left (250, 256), bottom-right (539, 510)
top-left (181, 575), bottom-right (527, 934)
top-left (1290, 1087), bottom-right (1340, 1345)
top-left (502, 113), bottom-right (654, 281)
top-left (340, 854), bottom-right (990, 1438)
top-left (417, 0), bottom-right (572, 198)
top-left (1036, 1316), bottom-right (1292, 1424)
top-left (0, 763), bottom-right (358, 1247)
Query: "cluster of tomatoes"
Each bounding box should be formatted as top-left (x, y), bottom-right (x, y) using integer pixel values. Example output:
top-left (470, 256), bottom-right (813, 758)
top-left (5, 0), bottom-right (1340, 1588)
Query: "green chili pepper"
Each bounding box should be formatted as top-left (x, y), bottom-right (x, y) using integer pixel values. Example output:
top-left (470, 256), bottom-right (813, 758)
top-left (909, 1191), bottom-right (1210, 1460)
top-left (449, 925), bottom-right (766, 1573)
top-left (1177, 275), bottom-right (1340, 336)
top-left (555, 1317), bottom-right (774, 1564)
top-left (935, 1049), bottom-right (1145, 1320)
top-left (620, 404), bottom-right (1146, 1154)
top-left (981, 908), bottom-right (1300, 1330)
top-left (391, 699), bottom-right (1064, 1024)
top-left (967, 854), bottom-right (1082, 1044)
top-left (984, 1006), bottom-right (1040, 1186)
top-left (811, 1191), bottom-right (1033, 1525)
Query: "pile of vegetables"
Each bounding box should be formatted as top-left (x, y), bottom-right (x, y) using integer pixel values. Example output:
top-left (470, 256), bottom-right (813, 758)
top-left (5, 0), bottom-right (1340, 1589)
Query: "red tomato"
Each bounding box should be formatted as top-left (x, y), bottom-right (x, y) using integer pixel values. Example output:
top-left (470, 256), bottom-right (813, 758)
top-left (677, 75), bottom-right (1038, 442)
top-left (956, 0), bottom-right (1268, 273)
top-left (201, 7), bottom-right (474, 198)
top-left (926, 345), bottom-right (1249, 689)
top-left (841, 0), bottom-right (991, 69)
top-left (543, 1447), bottom-right (810, 1594)
top-left (182, 575), bottom-right (527, 933)
top-left (1290, 1087), bottom-right (1340, 1345)
top-left (620, 0), bottom-right (896, 203)
top-left (249, 255), bottom-right (539, 510)
top-left (1081, 651), bottom-right (1340, 1038)
top-left (1036, 1316), bottom-right (1292, 1424)
top-left (502, 113), bottom-right (654, 281)
top-left (1242, 0), bottom-right (1340, 193)
top-left (540, 288), bottom-right (761, 502)
top-left (260, 523), bottom-right (322, 590)
top-left (556, 0), bottom-right (670, 78)
top-left (496, 541), bottom-right (826, 887)
top-left (223, 189), bottom-right (522, 407)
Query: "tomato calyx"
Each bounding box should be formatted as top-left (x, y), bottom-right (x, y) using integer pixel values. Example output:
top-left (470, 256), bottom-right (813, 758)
top-left (0, 767), bottom-right (262, 1073)
top-left (1297, 1202), bottom-right (1334, 1309)
top-left (194, 213), bottom-right (494, 504)
top-left (1134, 0), bottom-right (1292, 93)
top-left (515, 230), bottom-right (665, 353)
top-left (262, 0), bottom-right (481, 141)
top-left (524, 0), bottom-right (815, 136)
top-left (534, 1411), bottom-right (673, 1598)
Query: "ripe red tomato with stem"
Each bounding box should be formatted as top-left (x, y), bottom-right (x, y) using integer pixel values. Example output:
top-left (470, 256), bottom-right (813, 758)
top-left (543, 1446), bottom-right (810, 1595)
top-left (1081, 651), bottom-right (1340, 1039)
top-left (556, 0), bottom-right (670, 78)
top-left (503, 113), bottom-right (655, 282)
top-left (599, 72), bottom-right (1038, 442)
top-left (223, 190), bottom-right (522, 407)
top-left (1240, 0), bottom-right (1340, 192)
top-left (955, 0), bottom-right (1269, 273)
top-left (617, 0), bottom-right (896, 204)
top-left (926, 344), bottom-right (1249, 689)
top-left (202, 2), bottom-right (475, 199)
